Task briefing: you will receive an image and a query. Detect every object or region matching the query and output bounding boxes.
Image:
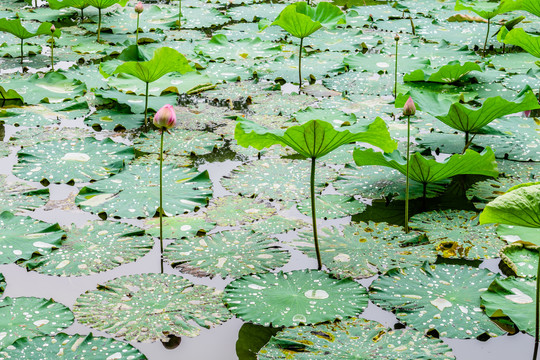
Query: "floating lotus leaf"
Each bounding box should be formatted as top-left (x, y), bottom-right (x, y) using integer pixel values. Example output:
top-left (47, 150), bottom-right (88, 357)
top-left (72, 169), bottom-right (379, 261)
top-left (370, 264), bottom-right (505, 339)
top-left (0, 333), bottom-right (145, 359)
top-left (249, 92), bottom-right (317, 117)
top-left (76, 165), bottom-right (212, 219)
top-left (13, 137), bottom-right (134, 185)
top-left (228, 3), bottom-right (287, 22)
top-left (196, 35), bottom-right (281, 61)
top-left (0, 175), bottom-right (49, 213)
top-left (0, 211), bottom-right (65, 265)
top-left (244, 215), bottom-right (308, 235)
top-left (94, 89), bottom-right (178, 114)
top-left (134, 128), bottom-right (224, 156)
top-left (500, 242), bottom-right (539, 277)
top-left (108, 72), bottom-right (213, 97)
top-left (145, 214), bottom-right (215, 239)
top-left (291, 222), bottom-right (436, 279)
top-left (182, 7), bottom-right (231, 29)
top-left (221, 158), bottom-right (337, 203)
top-left (205, 196), bottom-right (276, 226)
top-left (0, 297), bottom-right (73, 349)
top-left (84, 108), bottom-right (143, 131)
top-left (237, 323), bottom-right (281, 360)
top-left (318, 144), bottom-right (355, 165)
top-left (481, 276), bottom-right (535, 335)
top-left (20, 221), bottom-right (153, 276)
top-left (73, 273), bottom-right (231, 342)
top-left (164, 230), bottom-right (290, 279)
top-left (8, 126), bottom-right (92, 149)
top-left (497, 224), bottom-right (540, 246)
top-left (466, 177), bottom-right (526, 209)
top-left (130, 153), bottom-right (192, 168)
top-left (292, 107), bottom-right (356, 126)
top-left (404, 61), bottom-right (482, 83)
top-left (258, 317), bottom-right (456, 360)
top-left (353, 148), bottom-right (498, 186)
top-left (0, 106), bottom-right (56, 127)
top-left (223, 269), bottom-right (368, 327)
top-left (480, 183), bottom-right (540, 228)
top-left (296, 195), bottom-right (366, 219)
top-left (410, 210), bottom-right (505, 260)
top-left (334, 164), bottom-right (448, 200)
top-left (172, 102), bottom-right (240, 131)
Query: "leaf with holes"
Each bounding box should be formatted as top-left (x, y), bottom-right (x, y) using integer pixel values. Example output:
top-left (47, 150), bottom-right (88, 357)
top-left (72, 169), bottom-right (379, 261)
top-left (73, 273), bottom-right (231, 342)
top-left (296, 195), bottom-right (366, 219)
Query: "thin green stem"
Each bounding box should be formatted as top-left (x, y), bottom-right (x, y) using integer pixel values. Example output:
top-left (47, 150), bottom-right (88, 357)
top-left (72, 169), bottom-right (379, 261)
top-left (97, 8), bottom-right (102, 43)
top-left (144, 82), bottom-right (149, 132)
top-left (394, 39), bottom-right (398, 99)
top-left (310, 157), bottom-right (322, 270)
top-left (409, 15), bottom-right (416, 35)
top-left (405, 115), bottom-right (410, 233)
top-left (136, 14), bottom-right (139, 44)
top-left (159, 130), bottom-right (164, 274)
top-left (483, 18), bottom-right (491, 58)
top-left (298, 37), bottom-right (304, 91)
top-left (81, 8), bottom-right (84, 20)
top-left (50, 36), bottom-right (54, 71)
top-left (178, 0), bottom-right (182, 29)
top-left (20, 38), bottom-right (23, 65)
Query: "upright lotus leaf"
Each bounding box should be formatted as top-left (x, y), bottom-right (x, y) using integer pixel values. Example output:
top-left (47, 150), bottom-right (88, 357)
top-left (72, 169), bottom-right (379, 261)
top-left (267, 2), bottom-right (345, 88)
top-left (163, 230), bottom-right (290, 279)
top-left (0, 297), bottom-right (74, 349)
top-left (410, 210), bottom-right (505, 260)
top-left (0, 211), bottom-right (65, 265)
top-left (291, 222), bottom-right (436, 279)
top-left (235, 118), bottom-right (397, 158)
top-left (13, 137), bottom-right (134, 185)
top-left (500, 0), bottom-right (540, 18)
top-left (353, 148), bottom-right (498, 196)
top-left (112, 47), bottom-right (194, 130)
top-left (480, 183), bottom-right (540, 228)
top-left (73, 273), bottom-right (231, 342)
top-left (47, 0), bottom-right (89, 13)
top-left (258, 318), bottom-right (456, 360)
top-left (403, 61), bottom-right (483, 83)
top-left (223, 269), bottom-right (368, 327)
top-left (500, 28), bottom-right (540, 58)
top-left (370, 264), bottom-right (505, 339)
top-left (76, 165), bottom-right (212, 219)
top-left (0, 333), bottom-right (145, 359)
top-left (0, 18), bottom-right (56, 64)
top-left (20, 221), bottom-right (153, 277)
top-left (481, 276), bottom-right (536, 334)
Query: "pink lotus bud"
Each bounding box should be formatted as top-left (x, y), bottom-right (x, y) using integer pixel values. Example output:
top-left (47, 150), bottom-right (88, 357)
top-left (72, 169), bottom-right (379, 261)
top-left (135, 1), bottom-right (144, 13)
top-left (50, 24), bottom-right (56, 33)
top-left (403, 96), bottom-right (416, 116)
top-left (523, 110), bottom-right (531, 117)
top-left (394, 33), bottom-right (400, 41)
top-left (153, 104), bottom-right (176, 130)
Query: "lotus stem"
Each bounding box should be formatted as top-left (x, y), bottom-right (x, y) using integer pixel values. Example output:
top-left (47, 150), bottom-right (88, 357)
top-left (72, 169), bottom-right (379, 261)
top-left (422, 182), bottom-right (427, 209)
top-left (81, 8), bottom-right (84, 20)
top-left (159, 129), bottom-right (165, 274)
top-left (465, 131), bottom-right (469, 146)
top-left (136, 14), bottom-right (140, 44)
top-left (409, 15), bottom-right (415, 35)
top-left (533, 254), bottom-right (540, 360)
top-left (483, 18), bottom-right (491, 58)
top-left (20, 38), bottom-right (23, 65)
top-left (50, 36), bottom-right (54, 71)
top-left (298, 37), bottom-right (304, 92)
top-left (394, 37), bottom-right (399, 99)
top-left (405, 115), bottom-right (410, 233)
top-left (97, 8), bottom-right (102, 42)
top-left (144, 82), bottom-right (149, 132)
top-left (310, 157), bottom-right (322, 270)
top-left (178, 0), bottom-right (182, 29)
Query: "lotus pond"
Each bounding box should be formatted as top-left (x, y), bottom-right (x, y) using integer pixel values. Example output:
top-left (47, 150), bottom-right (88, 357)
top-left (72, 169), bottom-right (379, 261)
top-left (0, 0), bottom-right (540, 359)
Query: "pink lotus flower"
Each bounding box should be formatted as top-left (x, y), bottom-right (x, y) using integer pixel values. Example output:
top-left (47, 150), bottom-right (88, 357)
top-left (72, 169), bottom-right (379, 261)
top-left (153, 104), bottom-right (176, 130)
top-left (135, 1), bottom-right (144, 13)
top-left (403, 96), bottom-right (416, 116)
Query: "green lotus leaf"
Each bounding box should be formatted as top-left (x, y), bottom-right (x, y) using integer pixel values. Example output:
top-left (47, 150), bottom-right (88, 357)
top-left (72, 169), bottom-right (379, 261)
top-left (237, 323), bottom-right (281, 360)
top-left (258, 318), bottom-right (456, 359)
top-left (291, 222), bottom-right (436, 279)
top-left (85, 108), bottom-right (143, 131)
top-left (296, 195), bottom-right (366, 219)
top-left (502, 28), bottom-right (540, 58)
top-left (236, 118), bottom-right (396, 159)
top-left (223, 269), bottom-right (368, 327)
top-left (94, 89), bottom-right (178, 114)
top-left (454, 0), bottom-right (507, 19)
top-left (353, 148), bottom-right (498, 185)
top-left (164, 230), bottom-right (290, 279)
top-left (481, 276), bottom-right (535, 335)
top-left (86, 0), bottom-right (128, 9)
top-left (410, 210), bottom-right (505, 260)
top-left (113, 47), bottom-right (194, 84)
top-left (404, 61), bottom-right (482, 84)
top-left (134, 128), bottom-right (224, 156)
top-left (269, 2), bottom-right (345, 39)
top-left (108, 72), bottom-right (213, 97)
top-left (205, 196), bottom-right (276, 227)
top-left (480, 183), bottom-right (540, 228)
top-left (0, 18), bottom-right (54, 40)
top-left (0, 297), bottom-right (73, 349)
top-left (20, 221), bottom-right (153, 276)
top-left (0, 211), bottom-right (65, 265)
top-left (0, 175), bottom-right (49, 213)
top-left (497, 224), bottom-right (540, 245)
top-left (0, 333), bottom-right (145, 359)
top-left (47, 0), bottom-right (89, 10)
top-left (500, 242), bottom-right (539, 277)
top-left (244, 215), bottom-right (308, 235)
top-left (76, 165), bottom-right (212, 219)
top-left (13, 137), bottom-right (134, 185)
top-left (370, 264), bottom-right (505, 339)
top-left (221, 158), bottom-right (337, 204)
top-left (9, 126), bottom-right (92, 149)
top-left (196, 34), bottom-right (282, 61)
top-left (73, 273), bottom-right (231, 341)
top-left (292, 107), bottom-right (357, 126)
top-left (500, 0), bottom-right (540, 18)
top-left (145, 214), bottom-right (215, 239)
